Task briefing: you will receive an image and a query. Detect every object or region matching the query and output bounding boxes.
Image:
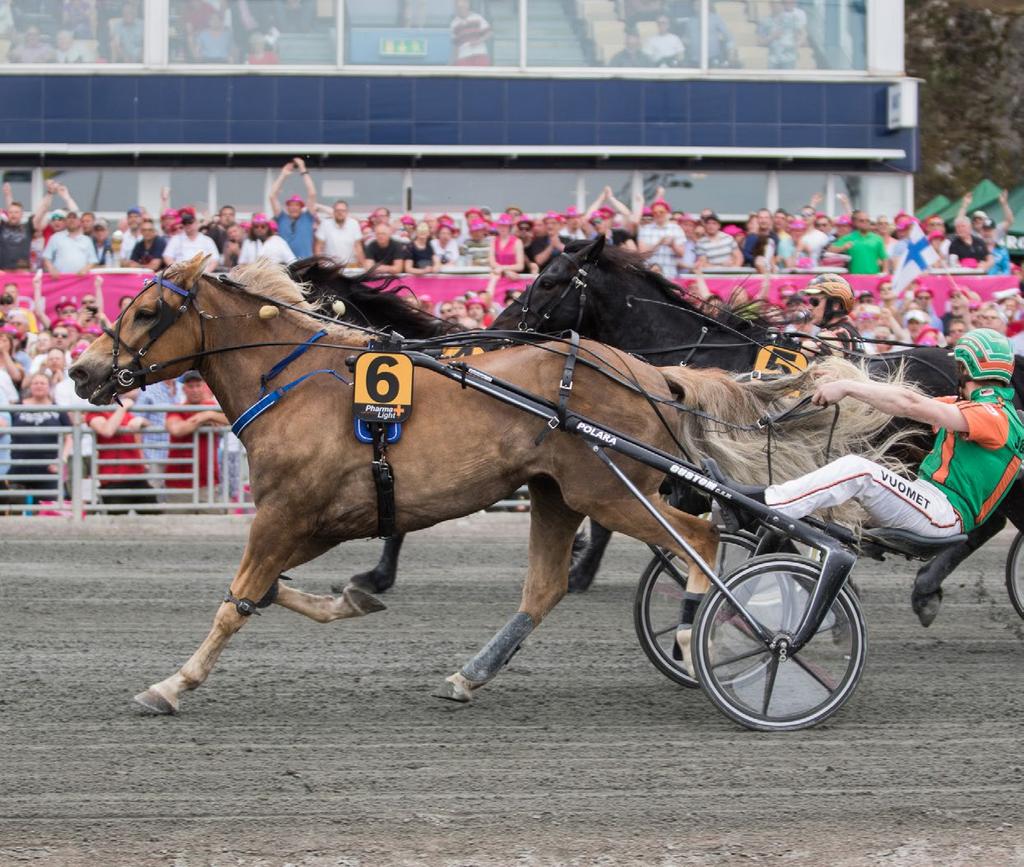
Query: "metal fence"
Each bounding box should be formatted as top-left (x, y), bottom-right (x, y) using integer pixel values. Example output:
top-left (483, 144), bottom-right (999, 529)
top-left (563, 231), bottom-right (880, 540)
top-left (0, 404), bottom-right (528, 518)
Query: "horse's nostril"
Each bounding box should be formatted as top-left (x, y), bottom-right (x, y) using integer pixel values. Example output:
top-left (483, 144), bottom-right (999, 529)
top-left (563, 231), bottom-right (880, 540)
top-left (68, 366), bottom-right (86, 383)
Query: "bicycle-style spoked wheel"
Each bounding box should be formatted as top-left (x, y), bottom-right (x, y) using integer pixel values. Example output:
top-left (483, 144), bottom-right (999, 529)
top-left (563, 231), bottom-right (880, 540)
top-left (633, 531), bottom-right (759, 688)
top-left (1004, 531), bottom-right (1024, 620)
top-left (692, 555), bottom-right (867, 732)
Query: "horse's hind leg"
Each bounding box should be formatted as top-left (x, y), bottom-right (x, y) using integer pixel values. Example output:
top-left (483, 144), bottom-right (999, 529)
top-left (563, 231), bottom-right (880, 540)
top-left (442, 477), bottom-right (583, 702)
top-left (276, 539), bottom-right (388, 622)
top-left (567, 521), bottom-right (614, 594)
top-left (332, 533), bottom-right (405, 596)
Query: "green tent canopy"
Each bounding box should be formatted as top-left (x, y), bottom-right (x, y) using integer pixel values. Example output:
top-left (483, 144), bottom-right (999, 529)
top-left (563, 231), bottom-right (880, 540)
top-left (916, 195), bottom-right (950, 220)
top-left (934, 178), bottom-right (1004, 224)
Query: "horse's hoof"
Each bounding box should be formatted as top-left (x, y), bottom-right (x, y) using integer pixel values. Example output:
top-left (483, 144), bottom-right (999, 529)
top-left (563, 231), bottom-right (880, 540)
top-left (342, 586), bottom-right (387, 616)
top-left (567, 569), bottom-right (595, 594)
top-left (344, 568), bottom-right (395, 595)
top-left (912, 587), bottom-right (942, 628)
top-left (435, 673), bottom-right (475, 703)
top-left (134, 688), bottom-right (177, 716)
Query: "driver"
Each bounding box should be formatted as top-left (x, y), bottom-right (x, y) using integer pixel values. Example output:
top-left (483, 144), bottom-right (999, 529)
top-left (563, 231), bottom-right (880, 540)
top-left (731, 329), bottom-right (1024, 542)
top-left (801, 272), bottom-right (865, 355)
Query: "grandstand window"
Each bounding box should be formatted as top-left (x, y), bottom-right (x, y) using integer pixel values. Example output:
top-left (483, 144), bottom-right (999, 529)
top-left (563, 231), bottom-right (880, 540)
top-left (834, 173), bottom-right (904, 218)
top-left (410, 169), bottom-right (577, 213)
top-left (778, 172), bottom-right (827, 213)
top-left (640, 171), bottom-right (768, 218)
top-left (168, 0), bottom-right (338, 66)
top-left (1, 170), bottom-right (34, 210)
top-left (41, 169), bottom-right (140, 213)
top-left (212, 170), bottom-right (269, 216)
top-left (2, 0), bottom-right (145, 64)
top-left (314, 169), bottom-right (406, 209)
top-left (581, 172), bottom-right (635, 209)
top-left (344, 0), bottom-right (520, 67)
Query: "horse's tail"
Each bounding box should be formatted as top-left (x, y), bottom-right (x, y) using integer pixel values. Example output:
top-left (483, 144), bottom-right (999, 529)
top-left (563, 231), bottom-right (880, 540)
top-left (659, 358), bottom-right (920, 527)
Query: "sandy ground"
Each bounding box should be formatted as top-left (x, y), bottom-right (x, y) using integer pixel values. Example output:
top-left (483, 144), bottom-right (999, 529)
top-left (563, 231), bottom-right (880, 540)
top-left (2, 513), bottom-right (1024, 866)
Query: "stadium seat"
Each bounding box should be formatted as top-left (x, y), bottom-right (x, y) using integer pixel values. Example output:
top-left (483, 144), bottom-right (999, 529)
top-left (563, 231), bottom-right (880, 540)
top-left (635, 20), bottom-right (657, 41)
top-left (591, 19), bottom-right (626, 52)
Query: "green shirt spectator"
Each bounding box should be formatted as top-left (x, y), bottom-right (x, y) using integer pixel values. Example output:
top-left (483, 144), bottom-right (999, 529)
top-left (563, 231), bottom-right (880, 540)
top-left (833, 211), bottom-right (888, 275)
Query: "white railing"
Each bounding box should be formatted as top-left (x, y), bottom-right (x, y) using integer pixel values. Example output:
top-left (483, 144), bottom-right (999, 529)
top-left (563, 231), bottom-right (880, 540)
top-left (0, 403), bottom-right (528, 518)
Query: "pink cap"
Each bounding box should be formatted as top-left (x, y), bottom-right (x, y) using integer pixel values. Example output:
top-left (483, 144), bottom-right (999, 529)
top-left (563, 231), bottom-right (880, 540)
top-left (564, 206), bottom-right (580, 218)
top-left (679, 212), bottom-right (698, 223)
top-left (722, 225), bottom-right (743, 236)
top-left (650, 198), bottom-right (670, 212)
top-left (789, 219), bottom-right (806, 230)
top-left (495, 213), bottom-right (514, 227)
top-left (70, 340), bottom-right (90, 358)
top-left (588, 211), bottom-right (604, 222)
top-left (269, 219), bottom-right (279, 232)
top-left (927, 230), bottom-right (945, 240)
top-left (543, 211), bottom-right (564, 222)
top-left (641, 206), bottom-right (653, 217)
top-left (84, 325), bottom-right (103, 336)
top-left (464, 207), bottom-right (483, 218)
top-left (161, 208), bottom-right (178, 218)
top-left (895, 217), bottom-right (914, 230)
top-left (469, 219), bottom-right (488, 232)
top-left (400, 214), bottom-right (416, 226)
top-left (516, 216), bottom-right (534, 227)
top-left (286, 195), bottom-right (305, 205)
top-left (598, 206), bottom-right (615, 219)
top-left (0, 324), bottom-right (17, 335)
top-left (250, 212), bottom-right (270, 225)
top-left (835, 215), bottom-right (852, 226)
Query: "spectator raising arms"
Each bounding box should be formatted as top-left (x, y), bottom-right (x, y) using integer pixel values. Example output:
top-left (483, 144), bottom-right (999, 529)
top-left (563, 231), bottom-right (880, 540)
top-left (270, 158), bottom-right (317, 259)
top-left (238, 214), bottom-right (295, 265)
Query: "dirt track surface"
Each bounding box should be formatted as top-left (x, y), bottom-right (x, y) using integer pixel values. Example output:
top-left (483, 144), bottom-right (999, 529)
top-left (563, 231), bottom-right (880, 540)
top-left (2, 513), bottom-right (1024, 866)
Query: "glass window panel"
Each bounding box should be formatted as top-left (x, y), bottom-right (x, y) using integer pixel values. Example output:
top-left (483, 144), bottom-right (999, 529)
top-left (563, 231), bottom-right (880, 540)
top-left (6, 0), bottom-right (145, 64)
top-left (312, 169), bottom-right (405, 212)
top-left (345, 0), bottom-right (519, 67)
top-left (834, 174), bottom-right (904, 218)
top-left (546, 1), bottom-right (702, 69)
top-left (641, 171), bottom-right (768, 219)
top-left (42, 169), bottom-right (140, 214)
top-left (169, 0), bottom-right (337, 65)
top-left (777, 173), bottom-right (826, 213)
top-left (411, 169), bottom-right (578, 214)
top-left (1, 170), bottom-right (34, 212)
top-left (737, 0), bottom-right (865, 71)
top-left (168, 170), bottom-right (211, 213)
top-left (214, 169), bottom-right (268, 215)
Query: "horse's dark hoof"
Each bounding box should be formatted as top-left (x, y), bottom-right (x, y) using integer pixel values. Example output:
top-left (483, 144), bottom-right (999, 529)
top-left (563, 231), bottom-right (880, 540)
top-left (567, 568), bottom-right (596, 594)
top-left (911, 587), bottom-right (943, 627)
top-left (338, 568), bottom-right (395, 595)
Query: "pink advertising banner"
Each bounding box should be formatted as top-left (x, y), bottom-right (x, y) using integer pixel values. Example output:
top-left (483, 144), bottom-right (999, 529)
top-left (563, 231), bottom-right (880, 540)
top-left (1, 270), bottom-right (1017, 322)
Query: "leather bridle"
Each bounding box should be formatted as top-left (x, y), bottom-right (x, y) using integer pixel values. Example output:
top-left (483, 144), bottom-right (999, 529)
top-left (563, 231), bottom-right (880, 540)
top-left (516, 258), bottom-right (590, 334)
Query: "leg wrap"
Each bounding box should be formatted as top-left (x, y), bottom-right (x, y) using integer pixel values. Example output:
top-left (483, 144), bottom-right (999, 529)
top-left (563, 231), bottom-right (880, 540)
top-left (679, 591), bottom-right (705, 627)
top-left (224, 577), bottom-right (282, 617)
top-left (461, 612), bottom-right (535, 686)
top-left (256, 578), bottom-right (282, 609)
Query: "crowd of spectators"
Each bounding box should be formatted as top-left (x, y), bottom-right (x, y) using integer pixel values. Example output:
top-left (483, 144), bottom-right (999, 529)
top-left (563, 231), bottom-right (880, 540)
top-left (0, 159), bottom-right (1019, 511)
top-left (3, 0), bottom-right (144, 64)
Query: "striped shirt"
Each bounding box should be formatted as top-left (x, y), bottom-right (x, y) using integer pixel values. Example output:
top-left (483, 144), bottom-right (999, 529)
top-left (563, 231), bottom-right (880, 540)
top-left (694, 231), bottom-right (739, 266)
top-left (638, 222), bottom-right (685, 277)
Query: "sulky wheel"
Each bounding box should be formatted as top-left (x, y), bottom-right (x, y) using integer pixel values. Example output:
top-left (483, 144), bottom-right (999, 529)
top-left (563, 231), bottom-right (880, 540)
top-left (692, 554), bottom-right (867, 732)
top-left (633, 531), bottom-right (760, 688)
top-left (1004, 531), bottom-right (1024, 620)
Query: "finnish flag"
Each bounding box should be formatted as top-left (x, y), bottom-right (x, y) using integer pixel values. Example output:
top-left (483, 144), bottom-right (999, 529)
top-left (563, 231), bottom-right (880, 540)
top-left (893, 221), bottom-right (939, 294)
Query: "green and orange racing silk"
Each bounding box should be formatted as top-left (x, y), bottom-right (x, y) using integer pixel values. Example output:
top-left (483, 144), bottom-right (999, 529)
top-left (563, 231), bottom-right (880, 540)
top-left (918, 384), bottom-right (1024, 532)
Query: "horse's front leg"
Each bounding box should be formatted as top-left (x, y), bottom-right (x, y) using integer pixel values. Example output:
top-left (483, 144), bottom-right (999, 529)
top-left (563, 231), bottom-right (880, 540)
top-left (442, 478), bottom-right (583, 702)
top-left (333, 533), bottom-right (405, 595)
top-left (134, 511), bottom-right (301, 715)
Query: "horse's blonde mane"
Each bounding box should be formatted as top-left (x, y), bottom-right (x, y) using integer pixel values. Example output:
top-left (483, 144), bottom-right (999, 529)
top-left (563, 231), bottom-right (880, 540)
top-left (661, 358), bottom-right (919, 527)
top-left (228, 259), bottom-right (370, 345)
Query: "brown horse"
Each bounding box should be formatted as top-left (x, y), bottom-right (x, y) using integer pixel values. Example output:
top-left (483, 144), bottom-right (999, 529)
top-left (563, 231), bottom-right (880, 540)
top-left (68, 255), bottom-right (906, 714)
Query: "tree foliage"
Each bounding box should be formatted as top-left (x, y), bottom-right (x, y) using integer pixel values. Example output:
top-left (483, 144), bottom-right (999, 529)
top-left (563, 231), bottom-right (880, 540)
top-left (906, 0), bottom-right (1024, 205)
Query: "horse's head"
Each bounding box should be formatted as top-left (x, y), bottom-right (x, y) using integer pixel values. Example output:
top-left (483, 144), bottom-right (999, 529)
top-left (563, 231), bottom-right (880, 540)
top-left (491, 235), bottom-right (605, 333)
top-left (69, 253), bottom-right (210, 404)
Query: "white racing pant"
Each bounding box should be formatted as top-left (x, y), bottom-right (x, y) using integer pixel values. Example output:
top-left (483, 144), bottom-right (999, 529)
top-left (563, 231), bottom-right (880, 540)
top-left (764, 455), bottom-right (963, 539)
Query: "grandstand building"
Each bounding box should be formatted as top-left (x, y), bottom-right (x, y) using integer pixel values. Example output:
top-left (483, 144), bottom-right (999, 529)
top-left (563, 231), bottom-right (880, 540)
top-left (0, 0), bottom-right (914, 220)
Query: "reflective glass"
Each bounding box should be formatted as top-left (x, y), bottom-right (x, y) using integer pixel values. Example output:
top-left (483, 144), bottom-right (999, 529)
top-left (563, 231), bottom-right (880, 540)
top-left (410, 169), bottom-right (577, 214)
top-left (581, 172), bottom-right (635, 213)
top-left (778, 173), bottom-right (826, 213)
top-left (1, 170), bottom-right (34, 212)
top-left (169, 170), bottom-right (212, 213)
top-left (345, 0), bottom-right (519, 67)
top-left (169, 0), bottom-right (337, 65)
top-left (834, 174), bottom-right (905, 218)
top-left (312, 169), bottom-right (405, 210)
top-left (42, 169), bottom-right (139, 213)
top-left (549, 0), bottom-right (703, 68)
top-left (213, 170), bottom-right (269, 215)
top-left (742, 0), bottom-right (866, 71)
top-left (640, 171), bottom-right (768, 218)
top-left (3, 0), bottom-right (145, 64)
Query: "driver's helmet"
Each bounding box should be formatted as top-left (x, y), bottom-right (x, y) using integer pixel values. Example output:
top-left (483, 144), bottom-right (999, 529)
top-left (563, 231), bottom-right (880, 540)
top-left (954, 328), bottom-right (1014, 385)
top-left (803, 273), bottom-right (854, 313)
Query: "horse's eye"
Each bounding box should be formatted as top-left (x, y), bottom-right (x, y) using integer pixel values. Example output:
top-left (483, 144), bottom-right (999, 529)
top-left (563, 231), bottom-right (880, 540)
top-left (136, 308), bottom-right (157, 321)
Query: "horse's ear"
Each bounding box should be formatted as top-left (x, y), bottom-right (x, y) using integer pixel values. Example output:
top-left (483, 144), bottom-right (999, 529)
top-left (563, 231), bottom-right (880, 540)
top-left (167, 253), bottom-right (210, 287)
top-left (582, 233), bottom-right (606, 264)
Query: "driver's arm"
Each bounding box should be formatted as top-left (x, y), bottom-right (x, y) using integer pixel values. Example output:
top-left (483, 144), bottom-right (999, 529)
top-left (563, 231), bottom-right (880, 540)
top-left (813, 379), bottom-right (970, 433)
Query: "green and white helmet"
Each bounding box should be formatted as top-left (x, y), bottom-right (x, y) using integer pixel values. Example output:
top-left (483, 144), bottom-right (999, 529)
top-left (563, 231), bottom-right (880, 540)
top-left (953, 328), bottom-right (1014, 385)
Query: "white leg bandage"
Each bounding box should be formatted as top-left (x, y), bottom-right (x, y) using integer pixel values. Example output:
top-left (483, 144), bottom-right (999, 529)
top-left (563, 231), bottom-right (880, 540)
top-left (764, 455), bottom-right (962, 539)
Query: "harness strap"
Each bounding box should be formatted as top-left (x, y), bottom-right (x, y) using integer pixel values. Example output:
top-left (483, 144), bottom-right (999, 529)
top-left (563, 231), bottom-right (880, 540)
top-left (370, 423), bottom-right (397, 538)
top-left (535, 330), bottom-right (580, 445)
top-left (232, 368), bottom-right (350, 437)
top-left (679, 326), bottom-right (708, 366)
top-left (260, 329), bottom-right (328, 394)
